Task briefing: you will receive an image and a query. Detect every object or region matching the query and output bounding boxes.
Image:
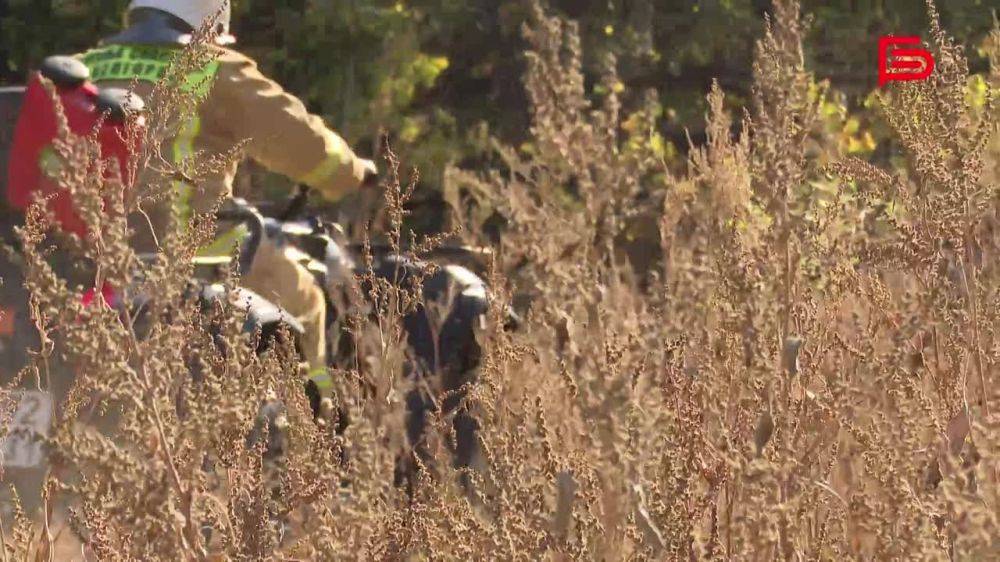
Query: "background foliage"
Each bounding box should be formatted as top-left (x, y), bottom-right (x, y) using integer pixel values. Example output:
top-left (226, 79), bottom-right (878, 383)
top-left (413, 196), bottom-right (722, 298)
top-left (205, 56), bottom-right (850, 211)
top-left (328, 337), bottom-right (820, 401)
top-left (1, 0), bottom-right (997, 230)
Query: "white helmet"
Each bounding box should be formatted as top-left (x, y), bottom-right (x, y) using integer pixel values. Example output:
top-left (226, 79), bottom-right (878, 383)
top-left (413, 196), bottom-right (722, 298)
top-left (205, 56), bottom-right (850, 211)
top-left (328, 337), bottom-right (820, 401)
top-left (128, 0), bottom-right (232, 37)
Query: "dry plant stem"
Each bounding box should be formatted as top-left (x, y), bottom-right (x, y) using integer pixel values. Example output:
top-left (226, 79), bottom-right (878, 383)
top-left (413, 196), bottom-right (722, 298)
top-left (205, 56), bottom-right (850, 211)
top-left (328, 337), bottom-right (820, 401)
top-left (0, 517), bottom-right (7, 562)
top-left (960, 247), bottom-right (990, 419)
top-left (122, 304), bottom-right (201, 557)
top-left (2, 0), bottom-right (997, 559)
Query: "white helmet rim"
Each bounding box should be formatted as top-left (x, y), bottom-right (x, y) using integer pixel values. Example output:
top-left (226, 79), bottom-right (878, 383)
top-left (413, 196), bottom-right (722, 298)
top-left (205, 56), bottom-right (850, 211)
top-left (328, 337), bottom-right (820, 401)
top-left (128, 0), bottom-right (232, 38)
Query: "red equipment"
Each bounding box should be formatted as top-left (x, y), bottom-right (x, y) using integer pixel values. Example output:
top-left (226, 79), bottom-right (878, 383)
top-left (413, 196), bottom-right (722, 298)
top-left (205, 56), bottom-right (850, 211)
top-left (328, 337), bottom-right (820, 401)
top-left (81, 282), bottom-right (119, 309)
top-left (6, 56), bottom-right (142, 238)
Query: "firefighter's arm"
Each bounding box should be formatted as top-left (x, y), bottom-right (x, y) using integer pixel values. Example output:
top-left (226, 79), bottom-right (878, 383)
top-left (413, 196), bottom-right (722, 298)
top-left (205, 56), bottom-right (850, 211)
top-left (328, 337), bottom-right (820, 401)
top-left (211, 51), bottom-right (373, 200)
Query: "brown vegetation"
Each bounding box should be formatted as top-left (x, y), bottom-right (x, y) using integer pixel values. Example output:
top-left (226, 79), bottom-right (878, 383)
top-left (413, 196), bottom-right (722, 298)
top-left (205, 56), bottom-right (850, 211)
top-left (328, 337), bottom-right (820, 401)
top-left (2, 0), bottom-right (998, 559)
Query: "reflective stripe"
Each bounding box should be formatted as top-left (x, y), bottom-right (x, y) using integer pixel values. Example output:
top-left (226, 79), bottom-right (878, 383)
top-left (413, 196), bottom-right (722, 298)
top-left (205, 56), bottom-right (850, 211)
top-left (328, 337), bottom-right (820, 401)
top-left (172, 115), bottom-right (202, 222)
top-left (80, 45), bottom-right (220, 96)
top-left (197, 224), bottom-right (249, 258)
top-left (301, 130), bottom-right (354, 188)
top-left (80, 44), bottom-right (221, 223)
top-left (308, 368), bottom-right (333, 393)
top-left (82, 45), bottom-right (171, 83)
top-left (301, 152), bottom-right (349, 187)
top-left (38, 146), bottom-right (62, 178)
top-left (182, 61), bottom-right (221, 97)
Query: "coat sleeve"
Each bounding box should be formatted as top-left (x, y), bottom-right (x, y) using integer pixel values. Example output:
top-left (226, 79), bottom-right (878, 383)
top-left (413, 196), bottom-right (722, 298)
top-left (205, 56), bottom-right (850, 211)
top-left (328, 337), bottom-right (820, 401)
top-left (208, 49), bottom-right (368, 200)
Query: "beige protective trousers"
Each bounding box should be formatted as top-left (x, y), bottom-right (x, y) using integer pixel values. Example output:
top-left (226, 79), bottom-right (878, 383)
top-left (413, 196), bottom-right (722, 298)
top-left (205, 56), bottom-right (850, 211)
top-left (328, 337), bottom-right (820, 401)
top-left (241, 237), bottom-right (326, 370)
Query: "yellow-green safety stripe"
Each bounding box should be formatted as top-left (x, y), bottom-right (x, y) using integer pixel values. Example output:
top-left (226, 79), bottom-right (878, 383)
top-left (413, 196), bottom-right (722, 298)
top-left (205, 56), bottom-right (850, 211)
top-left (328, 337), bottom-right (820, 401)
top-left (80, 44), bottom-right (220, 215)
top-left (80, 45), bottom-right (220, 96)
top-left (197, 223), bottom-right (250, 258)
top-left (300, 129), bottom-right (356, 189)
top-left (308, 368), bottom-right (333, 393)
top-left (81, 44), bottom-right (232, 253)
top-left (301, 152), bottom-right (349, 187)
top-left (173, 115), bottom-right (201, 223)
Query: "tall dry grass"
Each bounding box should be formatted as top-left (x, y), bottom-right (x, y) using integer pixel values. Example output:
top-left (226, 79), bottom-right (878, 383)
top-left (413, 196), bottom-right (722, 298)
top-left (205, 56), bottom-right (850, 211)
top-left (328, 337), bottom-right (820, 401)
top-left (1, 0), bottom-right (998, 559)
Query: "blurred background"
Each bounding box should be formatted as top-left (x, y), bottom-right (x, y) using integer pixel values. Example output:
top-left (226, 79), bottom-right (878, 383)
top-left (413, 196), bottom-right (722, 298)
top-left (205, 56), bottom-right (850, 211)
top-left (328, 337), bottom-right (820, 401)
top-left (2, 1), bottom-right (997, 233)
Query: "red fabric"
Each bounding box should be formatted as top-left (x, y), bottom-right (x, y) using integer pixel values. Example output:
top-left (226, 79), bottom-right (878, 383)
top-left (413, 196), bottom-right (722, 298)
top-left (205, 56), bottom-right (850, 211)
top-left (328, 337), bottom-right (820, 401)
top-left (81, 282), bottom-right (118, 309)
top-left (6, 73), bottom-right (136, 237)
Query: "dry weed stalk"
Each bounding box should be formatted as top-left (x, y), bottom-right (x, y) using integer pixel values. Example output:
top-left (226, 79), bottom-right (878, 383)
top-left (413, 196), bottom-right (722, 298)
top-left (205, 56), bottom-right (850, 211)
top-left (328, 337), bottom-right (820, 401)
top-left (1, 0), bottom-right (997, 560)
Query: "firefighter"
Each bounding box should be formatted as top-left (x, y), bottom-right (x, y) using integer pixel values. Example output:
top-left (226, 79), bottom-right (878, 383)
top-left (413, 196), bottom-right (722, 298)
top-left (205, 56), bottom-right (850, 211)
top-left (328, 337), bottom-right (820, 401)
top-left (76, 0), bottom-right (377, 375)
